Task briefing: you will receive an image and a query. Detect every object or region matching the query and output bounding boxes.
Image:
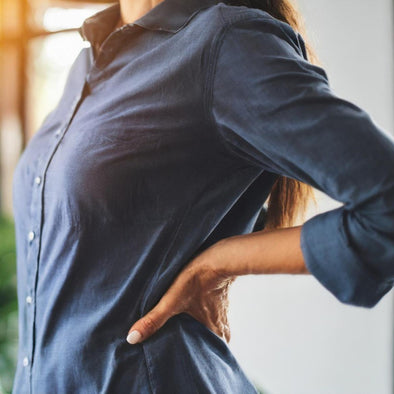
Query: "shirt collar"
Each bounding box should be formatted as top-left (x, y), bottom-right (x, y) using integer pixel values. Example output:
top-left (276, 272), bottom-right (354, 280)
top-left (78, 0), bottom-right (229, 46)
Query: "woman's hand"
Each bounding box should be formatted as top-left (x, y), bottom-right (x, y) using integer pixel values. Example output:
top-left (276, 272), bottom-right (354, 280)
top-left (126, 241), bottom-right (237, 345)
top-left (125, 226), bottom-right (308, 345)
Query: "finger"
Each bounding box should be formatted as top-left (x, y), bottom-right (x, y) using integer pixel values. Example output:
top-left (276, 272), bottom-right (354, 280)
top-left (126, 301), bottom-right (176, 345)
top-left (189, 311), bottom-right (219, 337)
top-left (224, 327), bottom-right (231, 343)
top-left (205, 317), bottom-right (225, 340)
top-left (219, 314), bottom-right (231, 343)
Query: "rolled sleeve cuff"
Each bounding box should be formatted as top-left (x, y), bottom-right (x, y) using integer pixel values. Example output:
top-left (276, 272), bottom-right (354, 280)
top-left (300, 206), bottom-right (393, 308)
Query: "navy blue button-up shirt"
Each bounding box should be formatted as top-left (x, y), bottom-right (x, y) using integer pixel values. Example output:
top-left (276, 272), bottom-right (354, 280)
top-left (11, 0), bottom-right (394, 392)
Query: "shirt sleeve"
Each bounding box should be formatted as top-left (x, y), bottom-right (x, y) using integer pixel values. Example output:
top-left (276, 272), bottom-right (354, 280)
top-left (208, 13), bottom-right (394, 308)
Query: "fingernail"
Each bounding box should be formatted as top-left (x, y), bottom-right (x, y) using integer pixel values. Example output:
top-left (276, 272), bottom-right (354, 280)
top-left (126, 330), bottom-right (142, 344)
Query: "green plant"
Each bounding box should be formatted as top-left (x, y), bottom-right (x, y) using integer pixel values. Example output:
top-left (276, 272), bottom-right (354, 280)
top-left (0, 215), bottom-right (18, 394)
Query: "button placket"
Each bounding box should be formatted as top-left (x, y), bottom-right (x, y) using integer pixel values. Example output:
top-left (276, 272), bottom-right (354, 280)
top-left (24, 181), bottom-right (40, 385)
top-left (24, 76), bottom-right (92, 391)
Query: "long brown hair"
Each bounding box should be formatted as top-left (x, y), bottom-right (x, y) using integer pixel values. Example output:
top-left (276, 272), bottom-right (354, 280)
top-left (233, 0), bottom-right (319, 230)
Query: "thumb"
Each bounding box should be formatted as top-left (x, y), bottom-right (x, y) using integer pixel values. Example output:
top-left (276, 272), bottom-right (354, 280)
top-left (126, 303), bottom-right (174, 345)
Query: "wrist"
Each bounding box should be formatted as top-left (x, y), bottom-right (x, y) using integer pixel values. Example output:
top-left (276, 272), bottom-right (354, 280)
top-left (208, 236), bottom-right (249, 277)
top-left (210, 226), bottom-right (308, 277)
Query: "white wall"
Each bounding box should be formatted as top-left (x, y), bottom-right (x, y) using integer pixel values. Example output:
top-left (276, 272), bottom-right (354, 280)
top-left (227, 1), bottom-right (394, 393)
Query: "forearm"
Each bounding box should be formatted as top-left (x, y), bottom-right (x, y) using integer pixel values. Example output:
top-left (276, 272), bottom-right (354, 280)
top-left (213, 225), bottom-right (310, 277)
top-left (128, 225), bottom-right (310, 344)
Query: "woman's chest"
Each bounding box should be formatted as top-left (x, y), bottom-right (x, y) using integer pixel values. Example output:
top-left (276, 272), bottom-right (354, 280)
top-left (13, 60), bottom-right (233, 227)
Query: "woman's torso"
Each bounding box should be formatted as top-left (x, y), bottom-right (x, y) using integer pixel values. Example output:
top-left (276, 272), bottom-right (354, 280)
top-left (11, 1), bottom-right (278, 392)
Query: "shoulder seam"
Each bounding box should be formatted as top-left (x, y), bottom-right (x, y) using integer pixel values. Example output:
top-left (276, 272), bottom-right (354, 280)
top-left (202, 13), bottom-right (292, 169)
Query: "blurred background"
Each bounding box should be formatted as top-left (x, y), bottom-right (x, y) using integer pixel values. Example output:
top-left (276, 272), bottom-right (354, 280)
top-left (0, 0), bottom-right (393, 393)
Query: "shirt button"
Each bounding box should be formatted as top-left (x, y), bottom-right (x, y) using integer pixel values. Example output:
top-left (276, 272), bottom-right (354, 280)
top-left (34, 176), bottom-right (42, 185)
top-left (26, 296), bottom-right (33, 304)
top-left (23, 356), bottom-right (29, 367)
top-left (28, 231), bottom-right (35, 241)
top-left (55, 129), bottom-right (61, 137)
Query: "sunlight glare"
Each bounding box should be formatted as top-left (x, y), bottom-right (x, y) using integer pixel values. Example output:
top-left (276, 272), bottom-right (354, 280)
top-left (42, 6), bottom-right (108, 31)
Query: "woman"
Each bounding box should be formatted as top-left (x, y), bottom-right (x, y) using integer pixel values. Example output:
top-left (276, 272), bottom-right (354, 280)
top-left (11, 0), bottom-right (394, 392)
